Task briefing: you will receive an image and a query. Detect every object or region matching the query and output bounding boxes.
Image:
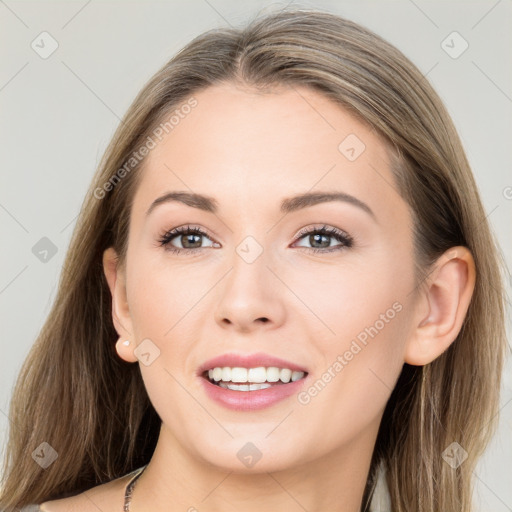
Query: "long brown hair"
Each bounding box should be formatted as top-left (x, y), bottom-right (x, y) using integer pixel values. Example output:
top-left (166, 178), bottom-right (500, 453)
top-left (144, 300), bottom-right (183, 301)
top-left (1, 7), bottom-right (507, 511)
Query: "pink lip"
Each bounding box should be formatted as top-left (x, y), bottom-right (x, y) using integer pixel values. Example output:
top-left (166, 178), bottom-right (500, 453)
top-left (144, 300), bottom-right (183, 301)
top-left (198, 374), bottom-right (309, 411)
top-left (196, 352), bottom-right (309, 412)
top-left (197, 352), bottom-right (308, 375)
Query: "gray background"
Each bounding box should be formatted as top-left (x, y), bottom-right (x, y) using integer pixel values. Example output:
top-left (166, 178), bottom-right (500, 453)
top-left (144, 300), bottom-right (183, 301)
top-left (1, 1), bottom-right (511, 510)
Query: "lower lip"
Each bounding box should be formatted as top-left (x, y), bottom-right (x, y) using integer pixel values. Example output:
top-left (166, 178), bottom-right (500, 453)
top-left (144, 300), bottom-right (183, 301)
top-left (199, 375), bottom-right (309, 411)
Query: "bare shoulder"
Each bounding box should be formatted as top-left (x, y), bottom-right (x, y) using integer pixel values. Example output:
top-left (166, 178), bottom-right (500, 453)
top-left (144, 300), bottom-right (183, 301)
top-left (39, 472), bottom-right (133, 512)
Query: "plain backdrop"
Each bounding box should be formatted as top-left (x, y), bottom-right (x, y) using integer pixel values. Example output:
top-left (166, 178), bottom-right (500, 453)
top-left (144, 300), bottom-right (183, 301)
top-left (1, 1), bottom-right (511, 510)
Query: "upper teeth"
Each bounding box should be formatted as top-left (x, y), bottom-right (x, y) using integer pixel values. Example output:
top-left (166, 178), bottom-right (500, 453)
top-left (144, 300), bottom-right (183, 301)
top-left (208, 366), bottom-right (305, 384)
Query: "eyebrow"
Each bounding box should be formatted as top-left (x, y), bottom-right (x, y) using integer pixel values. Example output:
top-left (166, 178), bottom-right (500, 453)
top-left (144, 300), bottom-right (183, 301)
top-left (145, 190), bottom-right (376, 220)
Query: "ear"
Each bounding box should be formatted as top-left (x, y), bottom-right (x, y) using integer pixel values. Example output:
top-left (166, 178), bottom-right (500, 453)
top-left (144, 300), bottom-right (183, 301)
top-left (103, 247), bottom-right (138, 363)
top-left (404, 246), bottom-right (476, 366)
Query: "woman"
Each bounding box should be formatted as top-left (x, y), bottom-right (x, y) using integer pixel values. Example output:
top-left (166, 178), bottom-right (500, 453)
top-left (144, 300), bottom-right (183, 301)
top-left (1, 7), bottom-right (507, 512)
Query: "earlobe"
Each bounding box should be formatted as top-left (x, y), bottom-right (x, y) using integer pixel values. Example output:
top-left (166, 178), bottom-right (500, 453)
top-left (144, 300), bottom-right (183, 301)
top-left (114, 337), bottom-right (138, 364)
top-left (404, 246), bottom-right (476, 366)
top-left (103, 248), bottom-right (137, 363)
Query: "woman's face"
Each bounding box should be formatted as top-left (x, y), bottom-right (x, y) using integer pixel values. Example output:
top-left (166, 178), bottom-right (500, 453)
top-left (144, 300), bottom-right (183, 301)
top-left (114, 82), bottom-right (418, 472)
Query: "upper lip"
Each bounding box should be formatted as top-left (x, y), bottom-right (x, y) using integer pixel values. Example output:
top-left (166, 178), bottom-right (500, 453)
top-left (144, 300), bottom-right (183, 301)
top-left (197, 352), bottom-right (309, 376)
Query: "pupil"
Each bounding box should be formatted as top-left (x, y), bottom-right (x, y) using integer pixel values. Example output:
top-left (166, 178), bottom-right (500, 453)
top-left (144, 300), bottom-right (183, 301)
top-left (183, 234), bottom-right (201, 248)
top-left (311, 234), bottom-right (329, 248)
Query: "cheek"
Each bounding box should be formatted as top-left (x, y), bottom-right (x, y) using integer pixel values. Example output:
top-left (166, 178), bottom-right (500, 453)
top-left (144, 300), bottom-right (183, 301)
top-left (126, 250), bottom-right (212, 340)
top-left (292, 298), bottom-right (409, 456)
top-left (289, 252), bottom-right (411, 415)
top-left (125, 252), bottom-right (214, 402)
top-left (286, 249), bottom-right (411, 348)
top-left (125, 253), bottom-right (210, 438)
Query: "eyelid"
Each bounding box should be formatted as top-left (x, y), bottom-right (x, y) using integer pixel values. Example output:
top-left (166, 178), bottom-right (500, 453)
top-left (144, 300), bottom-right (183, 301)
top-left (160, 224), bottom-right (217, 242)
top-left (292, 223), bottom-right (352, 241)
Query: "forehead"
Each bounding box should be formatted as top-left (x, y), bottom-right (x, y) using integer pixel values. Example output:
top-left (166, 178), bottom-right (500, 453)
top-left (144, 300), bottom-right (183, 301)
top-left (131, 82), bottom-right (404, 223)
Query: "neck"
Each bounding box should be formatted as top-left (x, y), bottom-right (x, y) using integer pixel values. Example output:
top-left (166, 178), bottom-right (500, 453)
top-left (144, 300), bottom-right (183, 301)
top-left (130, 421), bottom-right (379, 512)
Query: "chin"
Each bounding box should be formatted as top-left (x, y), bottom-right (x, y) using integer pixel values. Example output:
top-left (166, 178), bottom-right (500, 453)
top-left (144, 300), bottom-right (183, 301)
top-left (190, 435), bottom-right (308, 474)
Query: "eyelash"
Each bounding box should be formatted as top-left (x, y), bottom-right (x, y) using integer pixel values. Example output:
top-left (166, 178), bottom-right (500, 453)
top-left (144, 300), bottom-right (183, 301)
top-left (157, 224), bottom-right (354, 255)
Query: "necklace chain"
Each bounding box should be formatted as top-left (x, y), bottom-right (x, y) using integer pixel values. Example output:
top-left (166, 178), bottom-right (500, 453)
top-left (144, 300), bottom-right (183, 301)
top-left (123, 465), bottom-right (147, 511)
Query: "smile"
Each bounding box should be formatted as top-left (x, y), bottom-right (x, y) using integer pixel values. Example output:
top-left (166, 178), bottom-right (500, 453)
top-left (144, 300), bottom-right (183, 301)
top-left (199, 366), bottom-right (309, 411)
top-left (204, 366), bottom-right (307, 391)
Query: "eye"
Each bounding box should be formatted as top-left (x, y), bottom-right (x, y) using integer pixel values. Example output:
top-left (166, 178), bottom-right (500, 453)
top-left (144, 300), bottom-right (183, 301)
top-left (157, 225), bottom-right (218, 255)
top-left (157, 223), bottom-right (354, 255)
top-left (292, 224), bottom-right (353, 253)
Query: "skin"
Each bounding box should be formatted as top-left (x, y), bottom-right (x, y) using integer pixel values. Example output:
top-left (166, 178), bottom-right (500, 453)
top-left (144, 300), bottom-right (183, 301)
top-left (41, 82), bottom-right (475, 512)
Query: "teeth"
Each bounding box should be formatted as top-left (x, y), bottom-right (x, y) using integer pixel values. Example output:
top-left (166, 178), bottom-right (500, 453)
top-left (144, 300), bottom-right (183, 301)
top-left (266, 367), bottom-right (281, 382)
top-left (221, 367), bottom-right (231, 382)
top-left (212, 367), bottom-right (223, 382)
top-left (280, 369), bottom-right (292, 383)
top-left (218, 382), bottom-right (272, 391)
top-left (248, 367), bottom-right (267, 383)
top-left (206, 366), bottom-right (306, 384)
top-left (231, 367), bottom-right (248, 382)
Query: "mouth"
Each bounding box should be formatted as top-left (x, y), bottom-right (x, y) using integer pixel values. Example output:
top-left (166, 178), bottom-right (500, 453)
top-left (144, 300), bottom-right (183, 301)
top-left (202, 366), bottom-right (309, 392)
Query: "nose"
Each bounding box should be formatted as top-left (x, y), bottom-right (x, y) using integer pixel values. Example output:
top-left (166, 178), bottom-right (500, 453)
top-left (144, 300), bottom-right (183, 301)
top-left (214, 251), bottom-right (286, 333)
